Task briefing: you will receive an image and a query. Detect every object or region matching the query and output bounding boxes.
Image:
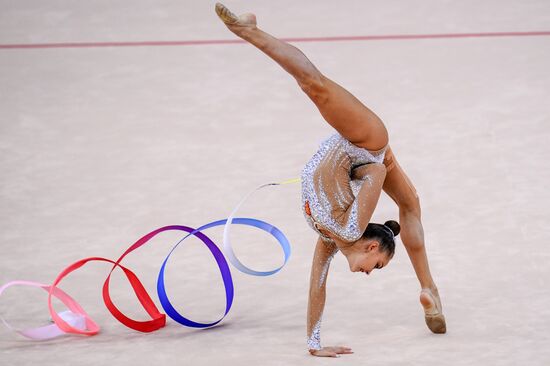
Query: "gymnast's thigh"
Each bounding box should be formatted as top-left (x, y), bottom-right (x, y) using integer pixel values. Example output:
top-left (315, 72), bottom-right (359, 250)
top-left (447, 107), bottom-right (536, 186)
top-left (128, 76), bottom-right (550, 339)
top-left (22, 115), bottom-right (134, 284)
top-left (382, 147), bottom-right (419, 209)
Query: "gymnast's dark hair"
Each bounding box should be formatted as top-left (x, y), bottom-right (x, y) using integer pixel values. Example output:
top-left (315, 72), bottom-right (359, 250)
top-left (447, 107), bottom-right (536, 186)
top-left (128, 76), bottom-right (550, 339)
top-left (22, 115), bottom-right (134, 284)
top-left (362, 220), bottom-right (400, 256)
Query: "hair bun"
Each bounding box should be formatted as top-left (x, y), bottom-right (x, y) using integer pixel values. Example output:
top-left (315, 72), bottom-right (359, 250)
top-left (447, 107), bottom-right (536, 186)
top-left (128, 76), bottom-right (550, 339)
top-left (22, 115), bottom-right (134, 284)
top-left (383, 220), bottom-right (400, 236)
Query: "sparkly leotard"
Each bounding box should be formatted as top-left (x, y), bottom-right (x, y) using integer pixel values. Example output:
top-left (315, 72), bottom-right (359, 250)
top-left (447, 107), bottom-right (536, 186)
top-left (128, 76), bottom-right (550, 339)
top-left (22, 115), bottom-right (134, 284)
top-left (301, 133), bottom-right (387, 243)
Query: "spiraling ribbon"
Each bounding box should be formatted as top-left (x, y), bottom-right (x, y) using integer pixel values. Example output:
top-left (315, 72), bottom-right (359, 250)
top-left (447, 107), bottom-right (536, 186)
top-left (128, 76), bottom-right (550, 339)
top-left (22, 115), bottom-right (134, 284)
top-left (0, 178), bottom-right (300, 339)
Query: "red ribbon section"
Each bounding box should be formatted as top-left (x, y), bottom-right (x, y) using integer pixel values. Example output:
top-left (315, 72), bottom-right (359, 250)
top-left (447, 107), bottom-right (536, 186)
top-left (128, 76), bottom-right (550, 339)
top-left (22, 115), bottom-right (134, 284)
top-left (48, 257), bottom-right (165, 335)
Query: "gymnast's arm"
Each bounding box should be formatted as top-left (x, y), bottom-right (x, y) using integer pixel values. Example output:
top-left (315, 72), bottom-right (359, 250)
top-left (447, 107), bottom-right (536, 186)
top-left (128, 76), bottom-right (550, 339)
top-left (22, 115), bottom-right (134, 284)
top-left (306, 238), bottom-right (351, 357)
top-left (319, 161), bottom-right (387, 242)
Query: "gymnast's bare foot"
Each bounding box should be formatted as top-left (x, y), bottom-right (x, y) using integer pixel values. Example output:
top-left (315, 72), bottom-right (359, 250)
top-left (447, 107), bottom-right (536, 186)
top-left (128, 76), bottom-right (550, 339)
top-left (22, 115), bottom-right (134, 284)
top-left (215, 2), bottom-right (257, 36)
top-left (420, 288), bottom-right (447, 334)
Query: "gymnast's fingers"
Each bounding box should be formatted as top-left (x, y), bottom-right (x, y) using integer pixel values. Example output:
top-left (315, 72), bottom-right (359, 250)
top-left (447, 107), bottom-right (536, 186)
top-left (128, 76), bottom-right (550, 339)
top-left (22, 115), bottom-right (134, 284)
top-left (325, 346), bottom-right (354, 354)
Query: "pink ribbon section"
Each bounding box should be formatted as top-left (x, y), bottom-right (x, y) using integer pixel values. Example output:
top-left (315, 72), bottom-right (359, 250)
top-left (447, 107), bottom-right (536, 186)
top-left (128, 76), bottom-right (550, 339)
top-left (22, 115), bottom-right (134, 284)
top-left (0, 281), bottom-right (87, 340)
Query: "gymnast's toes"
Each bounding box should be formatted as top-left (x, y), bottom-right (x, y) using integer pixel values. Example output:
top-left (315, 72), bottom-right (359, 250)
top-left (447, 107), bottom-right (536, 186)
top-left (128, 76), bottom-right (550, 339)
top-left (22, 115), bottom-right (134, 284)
top-left (215, 3), bottom-right (257, 31)
top-left (215, 3), bottom-right (239, 24)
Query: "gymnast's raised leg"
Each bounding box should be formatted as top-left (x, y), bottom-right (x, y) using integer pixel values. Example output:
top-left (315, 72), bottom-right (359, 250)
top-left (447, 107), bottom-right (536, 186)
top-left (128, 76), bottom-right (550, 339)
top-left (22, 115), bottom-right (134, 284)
top-left (215, 3), bottom-right (388, 152)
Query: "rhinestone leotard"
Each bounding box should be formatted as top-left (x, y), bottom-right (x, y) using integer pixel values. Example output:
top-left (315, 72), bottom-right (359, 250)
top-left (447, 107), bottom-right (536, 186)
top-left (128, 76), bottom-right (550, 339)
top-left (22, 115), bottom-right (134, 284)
top-left (301, 133), bottom-right (387, 243)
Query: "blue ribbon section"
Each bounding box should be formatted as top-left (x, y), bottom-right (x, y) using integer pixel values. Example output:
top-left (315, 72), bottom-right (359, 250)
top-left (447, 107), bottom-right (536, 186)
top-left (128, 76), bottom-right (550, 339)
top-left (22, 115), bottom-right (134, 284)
top-left (156, 218), bottom-right (291, 328)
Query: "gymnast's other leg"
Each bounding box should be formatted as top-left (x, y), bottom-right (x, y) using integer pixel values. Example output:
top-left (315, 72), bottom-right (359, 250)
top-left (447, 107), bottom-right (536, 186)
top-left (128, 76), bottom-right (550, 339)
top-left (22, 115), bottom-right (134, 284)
top-left (382, 147), bottom-right (446, 334)
top-left (215, 3), bottom-right (388, 151)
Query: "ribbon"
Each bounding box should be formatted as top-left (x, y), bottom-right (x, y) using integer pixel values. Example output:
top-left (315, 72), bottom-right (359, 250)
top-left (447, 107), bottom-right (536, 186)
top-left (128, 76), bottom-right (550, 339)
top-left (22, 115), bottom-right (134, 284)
top-left (0, 178), bottom-right (300, 339)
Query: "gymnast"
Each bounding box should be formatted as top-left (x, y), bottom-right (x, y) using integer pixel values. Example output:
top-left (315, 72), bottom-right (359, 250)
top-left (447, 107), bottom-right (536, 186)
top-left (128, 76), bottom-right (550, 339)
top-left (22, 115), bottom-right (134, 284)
top-left (215, 3), bottom-right (446, 357)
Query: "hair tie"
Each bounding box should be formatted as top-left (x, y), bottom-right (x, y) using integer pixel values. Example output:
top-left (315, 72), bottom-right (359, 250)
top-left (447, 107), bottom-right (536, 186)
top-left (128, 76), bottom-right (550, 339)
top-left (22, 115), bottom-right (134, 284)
top-left (382, 225), bottom-right (395, 239)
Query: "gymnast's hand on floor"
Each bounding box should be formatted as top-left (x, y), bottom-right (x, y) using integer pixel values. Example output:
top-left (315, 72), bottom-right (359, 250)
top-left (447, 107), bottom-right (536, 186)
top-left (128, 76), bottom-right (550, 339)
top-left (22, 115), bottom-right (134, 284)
top-left (309, 346), bottom-right (354, 357)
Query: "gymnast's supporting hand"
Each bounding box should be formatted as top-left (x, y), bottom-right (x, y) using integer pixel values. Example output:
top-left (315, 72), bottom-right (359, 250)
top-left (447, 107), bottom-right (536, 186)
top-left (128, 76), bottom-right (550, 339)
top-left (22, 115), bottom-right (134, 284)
top-left (306, 238), bottom-right (353, 357)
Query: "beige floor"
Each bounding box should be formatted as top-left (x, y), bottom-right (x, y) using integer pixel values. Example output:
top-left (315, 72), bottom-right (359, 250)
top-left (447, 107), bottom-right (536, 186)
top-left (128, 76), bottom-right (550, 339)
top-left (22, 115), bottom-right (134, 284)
top-left (1, 1), bottom-right (549, 365)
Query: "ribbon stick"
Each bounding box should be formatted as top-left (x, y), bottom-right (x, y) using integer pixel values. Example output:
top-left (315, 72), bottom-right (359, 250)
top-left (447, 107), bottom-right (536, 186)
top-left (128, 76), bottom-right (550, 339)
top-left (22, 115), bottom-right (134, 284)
top-left (278, 178), bottom-right (301, 185)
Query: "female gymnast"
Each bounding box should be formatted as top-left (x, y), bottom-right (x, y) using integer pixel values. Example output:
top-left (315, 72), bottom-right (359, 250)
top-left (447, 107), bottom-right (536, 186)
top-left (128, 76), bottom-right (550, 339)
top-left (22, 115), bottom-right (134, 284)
top-left (215, 3), bottom-right (446, 357)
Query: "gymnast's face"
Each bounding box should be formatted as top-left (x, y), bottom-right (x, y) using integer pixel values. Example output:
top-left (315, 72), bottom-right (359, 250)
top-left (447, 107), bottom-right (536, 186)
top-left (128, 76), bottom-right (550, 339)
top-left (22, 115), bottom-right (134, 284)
top-left (346, 240), bottom-right (391, 275)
